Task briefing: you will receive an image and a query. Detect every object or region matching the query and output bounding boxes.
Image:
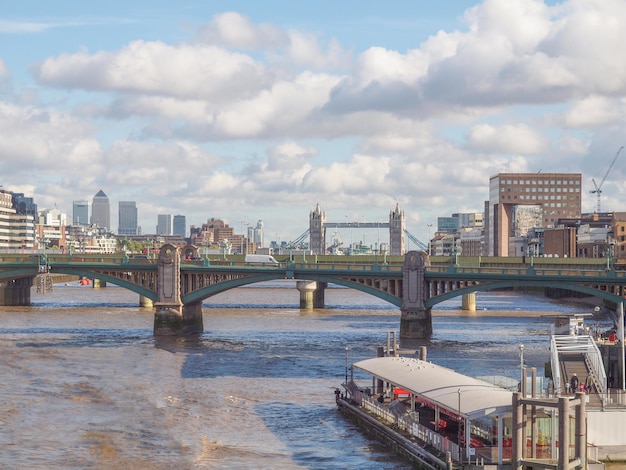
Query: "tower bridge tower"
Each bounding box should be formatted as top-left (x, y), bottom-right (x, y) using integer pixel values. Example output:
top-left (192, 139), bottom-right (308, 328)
top-left (309, 203), bottom-right (326, 255)
top-left (389, 203), bottom-right (405, 256)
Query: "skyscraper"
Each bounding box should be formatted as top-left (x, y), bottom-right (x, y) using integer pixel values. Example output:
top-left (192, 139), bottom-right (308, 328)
top-left (173, 214), bottom-right (186, 238)
top-left (91, 190), bottom-right (110, 230)
top-left (72, 200), bottom-right (89, 226)
top-left (157, 214), bottom-right (172, 235)
top-left (248, 220), bottom-right (264, 249)
top-left (118, 201), bottom-right (138, 235)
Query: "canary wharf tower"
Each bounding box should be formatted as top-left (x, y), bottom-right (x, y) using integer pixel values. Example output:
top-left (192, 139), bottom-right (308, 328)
top-left (91, 189), bottom-right (110, 230)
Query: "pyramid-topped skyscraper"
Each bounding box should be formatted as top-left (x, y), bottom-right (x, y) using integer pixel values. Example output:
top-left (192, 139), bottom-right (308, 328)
top-left (91, 189), bottom-right (110, 230)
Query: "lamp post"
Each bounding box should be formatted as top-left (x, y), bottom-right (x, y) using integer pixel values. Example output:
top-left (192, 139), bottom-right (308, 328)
top-left (239, 220), bottom-right (245, 255)
top-left (345, 346), bottom-right (349, 386)
top-left (458, 388), bottom-right (463, 466)
top-left (427, 223), bottom-right (433, 256)
top-left (619, 302), bottom-right (625, 391)
top-left (519, 344), bottom-right (524, 392)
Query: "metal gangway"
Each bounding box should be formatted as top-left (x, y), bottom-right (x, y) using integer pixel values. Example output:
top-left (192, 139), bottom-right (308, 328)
top-left (549, 334), bottom-right (607, 395)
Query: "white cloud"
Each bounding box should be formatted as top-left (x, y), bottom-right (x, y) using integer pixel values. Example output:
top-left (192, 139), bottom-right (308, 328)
top-left (196, 12), bottom-right (285, 49)
top-left (0, 20), bottom-right (53, 33)
top-left (467, 123), bottom-right (549, 154)
top-left (35, 41), bottom-right (273, 102)
top-left (563, 96), bottom-right (625, 128)
top-left (197, 11), bottom-right (350, 70)
top-left (0, 102), bottom-right (101, 172)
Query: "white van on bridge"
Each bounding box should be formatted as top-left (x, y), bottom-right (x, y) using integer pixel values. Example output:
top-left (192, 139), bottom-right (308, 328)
top-left (244, 254), bottom-right (279, 265)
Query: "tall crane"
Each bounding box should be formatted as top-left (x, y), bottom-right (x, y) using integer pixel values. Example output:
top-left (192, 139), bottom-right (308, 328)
top-left (590, 145), bottom-right (624, 212)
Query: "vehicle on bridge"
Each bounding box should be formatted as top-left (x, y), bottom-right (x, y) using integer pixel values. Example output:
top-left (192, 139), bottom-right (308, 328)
top-left (244, 254), bottom-right (279, 265)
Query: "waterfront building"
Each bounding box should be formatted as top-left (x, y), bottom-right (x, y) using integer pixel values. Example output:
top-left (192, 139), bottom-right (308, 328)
top-left (612, 212), bottom-right (626, 266)
top-left (157, 214), bottom-right (172, 235)
top-left (118, 201), bottom-right (138, 236)
top-left (91, 190), bottom-right (110, 230)
top-left (73, 200), bottom-right (89, 226)
top-left (65, 225), bottom-right (116, 254)
top-left (173, 215), bottom-right (186, 238)
top-left (190, 218), bottom-right (245, 253)
top-left (0, 189), bottom-right (35, 250)
top-left (487, 173), bottom-right (582, 256)
top-left (430, 232), bottom-right (460, 257)
top-left (459, 227), bottom-right (483, 257)
top-left (36, 208), bottom-right (69, 250)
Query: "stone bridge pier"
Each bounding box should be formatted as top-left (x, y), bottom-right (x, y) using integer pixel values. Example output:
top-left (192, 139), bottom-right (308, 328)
top-left (153, 244), bottom-right (203, 335)
top-left (0, 278), bottom-right (33, 306)
top-left (296, 281), bottom-right (327, 309)
top-left (400, 251), bottom-right (432, 339)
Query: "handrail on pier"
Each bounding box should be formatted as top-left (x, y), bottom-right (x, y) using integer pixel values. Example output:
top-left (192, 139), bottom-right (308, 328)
top-left (550, 334), bottom-right (606, 395)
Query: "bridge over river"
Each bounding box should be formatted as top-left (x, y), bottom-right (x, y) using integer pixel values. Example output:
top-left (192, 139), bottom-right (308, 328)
top-left (1, 244), bottom-right (626, 338)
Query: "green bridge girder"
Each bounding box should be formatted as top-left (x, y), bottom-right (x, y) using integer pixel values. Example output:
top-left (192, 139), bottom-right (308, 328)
top-left (2, 257), bottom-right (626, 309)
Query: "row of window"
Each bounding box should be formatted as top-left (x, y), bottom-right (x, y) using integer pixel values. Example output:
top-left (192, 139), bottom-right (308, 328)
top-left (501, 195), bottom-right (580, 202)
top-left (504, 179), bottom-right (580, 185)
top-left (502, 187), bottom-right (580, 193)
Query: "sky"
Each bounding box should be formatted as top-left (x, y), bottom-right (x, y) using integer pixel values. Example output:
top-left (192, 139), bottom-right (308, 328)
top-left (1, 0), bottom-right (626, 247)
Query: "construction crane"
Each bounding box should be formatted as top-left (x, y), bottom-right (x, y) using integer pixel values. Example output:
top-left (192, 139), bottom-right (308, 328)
top-left (404, 229), bottom-right (429, 252)
top-left (590, 145), bottom-right (624, 213)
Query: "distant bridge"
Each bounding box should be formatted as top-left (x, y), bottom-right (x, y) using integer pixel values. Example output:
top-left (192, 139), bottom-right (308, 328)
top-left (1, 247), bottom-right (625, 338)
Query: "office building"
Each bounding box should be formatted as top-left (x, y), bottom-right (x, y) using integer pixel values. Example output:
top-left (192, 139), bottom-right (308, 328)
top-left (487, 172), bottom-right (582, 256)
top-left (0, 189), bottom-right (36, 250)
top-left (73, 200), bottom-right (89, 226)
top-left (157, 214), bottom-right (172, 235)
top-left (118, 201), bottom-right (138, 235)
top-left (11, 193), bottom-right (37, 217)
top-left (452, 212), bottom-right (483, 229)
top-left (437, 217), bottom-right (460, 233)
top-left (173, 215), bottom-right (186, 238)
top-left (91, 190), bottom-right (110, 230)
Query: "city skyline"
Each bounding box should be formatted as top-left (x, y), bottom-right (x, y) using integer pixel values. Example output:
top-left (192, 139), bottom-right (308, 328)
top-left (2, 1), bottom-right (626, 243)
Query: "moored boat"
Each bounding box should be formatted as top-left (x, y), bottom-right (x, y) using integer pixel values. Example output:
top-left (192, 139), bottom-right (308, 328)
top-left (337, 331), bottom-right (611, 469)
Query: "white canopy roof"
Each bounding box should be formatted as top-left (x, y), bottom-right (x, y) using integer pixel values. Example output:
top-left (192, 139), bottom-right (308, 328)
top-left (353, 356), bottom-right (513, 420)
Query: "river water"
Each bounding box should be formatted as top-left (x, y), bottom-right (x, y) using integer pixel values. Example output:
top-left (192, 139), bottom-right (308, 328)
top-left (0, 281), bottom-right (608, 469)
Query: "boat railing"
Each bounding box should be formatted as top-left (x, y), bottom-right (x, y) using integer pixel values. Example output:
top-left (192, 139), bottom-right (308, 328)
top-left (361, 396), bottom-right (460, 463)
top-left (550, 334), bottom-right (607, 395)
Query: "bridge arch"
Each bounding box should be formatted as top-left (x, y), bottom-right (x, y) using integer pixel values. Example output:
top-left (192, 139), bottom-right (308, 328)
top-left (426, 279), bottom-right (625, 310)
top-left (48, 267), bottom-right (158, 301)
top-left (182, 273), bottom-right (402, 307)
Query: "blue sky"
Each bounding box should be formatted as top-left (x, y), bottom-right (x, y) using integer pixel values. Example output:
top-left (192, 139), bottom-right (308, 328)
top-left (1, 0), bottom-right (625, 245)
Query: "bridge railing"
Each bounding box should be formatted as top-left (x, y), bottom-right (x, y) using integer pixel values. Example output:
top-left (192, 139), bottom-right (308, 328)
top-left (179, 259), bottom-right (404, 272)
top-left (427, 265), bottom-right (626, 278)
